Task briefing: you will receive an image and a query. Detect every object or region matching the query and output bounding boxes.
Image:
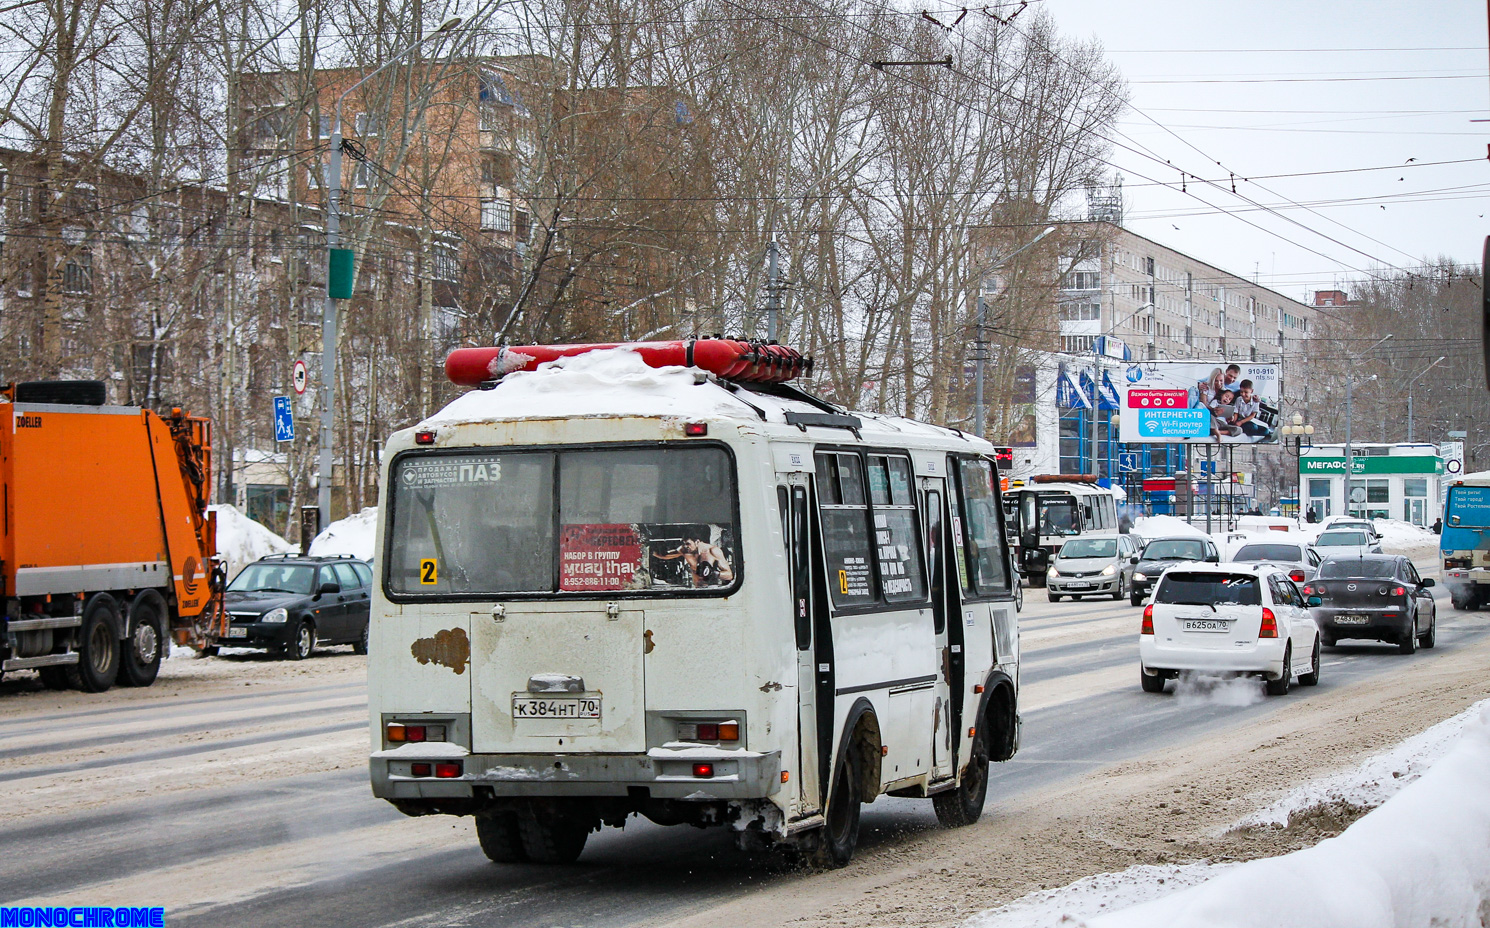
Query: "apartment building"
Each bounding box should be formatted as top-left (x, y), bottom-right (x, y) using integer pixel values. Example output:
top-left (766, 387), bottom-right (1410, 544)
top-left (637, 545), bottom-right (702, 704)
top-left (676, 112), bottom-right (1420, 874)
top-left (996, 211), bottom-right (1318, 512)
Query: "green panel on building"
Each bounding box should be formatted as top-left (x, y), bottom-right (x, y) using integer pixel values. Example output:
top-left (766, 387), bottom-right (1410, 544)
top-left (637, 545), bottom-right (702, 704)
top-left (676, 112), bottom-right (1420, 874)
top-left (1298, 456), bottom-right (1443, 475)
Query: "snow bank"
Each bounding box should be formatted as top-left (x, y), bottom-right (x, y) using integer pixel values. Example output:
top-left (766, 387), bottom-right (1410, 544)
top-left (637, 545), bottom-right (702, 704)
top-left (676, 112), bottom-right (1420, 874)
top-left (968, 863), bottom-right (1238, 928)
top-left (309, 507), bottom-right (378, 562)
top-left (966, 700), bottom-right (1490, 928)
top-left (1234, 706), bottom-right (1478, 829)
top-left (1372, 518), bottom-right (1440, 564)
top-left (1133, 516), bottom-right (1214, 541)
top-left (210, 504), bottom-right (294, 581)
top-left (421, 348), bottom-right (758, 427)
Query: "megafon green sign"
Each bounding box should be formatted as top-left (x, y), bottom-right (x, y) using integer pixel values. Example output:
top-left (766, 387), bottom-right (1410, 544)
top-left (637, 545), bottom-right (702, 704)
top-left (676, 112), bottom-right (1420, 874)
top-left (1298, 456), bottom-right (1443, 475)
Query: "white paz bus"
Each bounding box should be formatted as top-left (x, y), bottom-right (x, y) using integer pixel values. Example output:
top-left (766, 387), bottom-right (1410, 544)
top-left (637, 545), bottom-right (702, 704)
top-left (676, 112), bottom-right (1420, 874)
top-left (367, 340), bottom-right (1021, 867)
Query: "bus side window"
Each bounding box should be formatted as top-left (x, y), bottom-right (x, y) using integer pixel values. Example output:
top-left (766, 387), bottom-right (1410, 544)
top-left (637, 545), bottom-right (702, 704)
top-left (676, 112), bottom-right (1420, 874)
top-left (777, 486), bottom-right (790, 554)
top-left (815, 452), bottom-right (877, 608)
top-left (955, 457), bottom-right (1010, 595)
top-left (792, 487), bottom-right (812, 649)
top-left (925, 489), bottom-right (945, 634)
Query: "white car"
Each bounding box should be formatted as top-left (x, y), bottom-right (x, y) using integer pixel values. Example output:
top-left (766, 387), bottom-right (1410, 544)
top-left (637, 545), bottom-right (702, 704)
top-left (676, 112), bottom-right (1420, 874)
top-left (1320, 517), bottom-right (1380, 542)
top-left (1138, 563), bottom-right (1321, 696)
top-left (1312, 528), bottom-right (1382, 558)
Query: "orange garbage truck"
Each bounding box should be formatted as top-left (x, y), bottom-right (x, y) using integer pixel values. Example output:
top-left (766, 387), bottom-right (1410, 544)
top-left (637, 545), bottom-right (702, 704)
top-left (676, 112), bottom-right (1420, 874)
top-left (0, 380), bottom-right (226, 692)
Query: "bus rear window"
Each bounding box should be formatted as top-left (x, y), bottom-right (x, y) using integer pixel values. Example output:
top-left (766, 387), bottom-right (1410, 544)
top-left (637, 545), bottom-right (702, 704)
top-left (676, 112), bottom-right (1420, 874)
top-left (386, 446), bottom-right (738, 596)
top-left (1447, 485), bottom-right (1490, 528)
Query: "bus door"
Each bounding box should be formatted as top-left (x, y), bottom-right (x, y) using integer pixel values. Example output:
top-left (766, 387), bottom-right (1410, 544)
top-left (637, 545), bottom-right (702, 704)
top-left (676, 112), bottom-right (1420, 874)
top-left (783, 482), bottom-right (823, 814)
top-left (922, 478), bottom-right (957, 782)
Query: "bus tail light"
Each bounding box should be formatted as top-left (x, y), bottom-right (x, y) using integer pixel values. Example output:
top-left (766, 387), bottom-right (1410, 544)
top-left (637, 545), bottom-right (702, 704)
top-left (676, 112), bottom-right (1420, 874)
top-left (415, 429), bottom-right (436, 445)
top-left (677, 720), bottom-right (739, 742)
top-left (434, 762), bottom-right (462, 779)
top-left (684, 422), bottom-right (708, 437)
top-left (411, 763), bottom-right (432, 777)
top-left (692, 763), bottom-right (715, 778)
top-left (1259, 608), bottom-right (1278, 638)
top-left (1141, 605), bottom-right (1154, 635)
top-left (386, 723), bottom-right (446, 745)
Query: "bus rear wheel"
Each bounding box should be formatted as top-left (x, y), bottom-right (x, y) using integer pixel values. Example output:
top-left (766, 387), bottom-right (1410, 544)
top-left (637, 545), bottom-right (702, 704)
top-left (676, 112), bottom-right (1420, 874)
top-left (806, 754), bottom-right (861, 869)
top-left (933, 732), bottom-right (988, 827)
top-left (476, 812), bottom-right (529, 864)
top-left (516, 805), bottom-right (590, 864)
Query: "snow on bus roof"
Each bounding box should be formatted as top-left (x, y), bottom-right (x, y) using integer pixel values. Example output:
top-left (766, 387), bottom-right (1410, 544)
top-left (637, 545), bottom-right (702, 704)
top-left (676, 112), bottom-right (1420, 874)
top-left (420, 347), bottom-right (979, 445)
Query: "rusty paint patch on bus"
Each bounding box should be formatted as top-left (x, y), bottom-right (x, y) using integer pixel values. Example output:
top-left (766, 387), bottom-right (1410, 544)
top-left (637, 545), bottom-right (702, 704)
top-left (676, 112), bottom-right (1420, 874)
top-left (411, 627), bottom-right (470, 675)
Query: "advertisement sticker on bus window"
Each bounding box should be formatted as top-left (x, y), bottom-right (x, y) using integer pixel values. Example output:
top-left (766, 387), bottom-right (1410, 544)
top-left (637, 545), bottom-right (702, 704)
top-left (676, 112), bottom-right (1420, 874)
top-left (560, 524), bottom-right (644, 591)
top-left (643, 523), bottom-right (736, 588)
top-left (559, 522), bottom-right (737, 592)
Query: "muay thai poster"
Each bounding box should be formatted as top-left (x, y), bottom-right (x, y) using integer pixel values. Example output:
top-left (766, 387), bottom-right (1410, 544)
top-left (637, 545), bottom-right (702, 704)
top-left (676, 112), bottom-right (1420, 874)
top-left (558, 523), bottom-right (736, 591)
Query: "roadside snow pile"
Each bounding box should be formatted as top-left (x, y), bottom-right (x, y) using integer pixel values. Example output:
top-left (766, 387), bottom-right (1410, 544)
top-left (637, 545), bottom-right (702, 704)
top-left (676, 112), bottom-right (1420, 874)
top-left (965, 699), bottom-right (1490, 928)
top-left (421, 347), bottom-right (758, 426)
top-left (967, 863), bottom-right (1236, 928)
top-left (1134, 516), bottom-right (1213, 541)
top-left (309, 507), bottom-right (378, 562)
top-left (1232, 704), bottom-right (1479, 829)
top-left (210, 504), bottom-right (294, 581)
top-left (1373, 518), bottom-right (1440, 563)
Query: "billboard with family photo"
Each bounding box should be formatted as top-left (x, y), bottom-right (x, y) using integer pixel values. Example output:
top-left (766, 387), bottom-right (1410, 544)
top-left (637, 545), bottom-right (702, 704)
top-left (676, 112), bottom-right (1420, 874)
top-left (1118, 361), bottom-right (1281, 445)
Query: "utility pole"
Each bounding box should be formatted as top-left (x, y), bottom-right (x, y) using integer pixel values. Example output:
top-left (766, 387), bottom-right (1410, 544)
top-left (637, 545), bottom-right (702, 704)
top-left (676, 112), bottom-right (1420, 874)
top-left (765, 240), bottom-right (781, 343)
top-left (318, 17), bottom-right (462, 530)
top-left (1406, 356), bottom-right (1446, 443)
top-left (971, 225), bottom-right (1054, 439)
top-left (1342, 333), bottom-right (1393, 516)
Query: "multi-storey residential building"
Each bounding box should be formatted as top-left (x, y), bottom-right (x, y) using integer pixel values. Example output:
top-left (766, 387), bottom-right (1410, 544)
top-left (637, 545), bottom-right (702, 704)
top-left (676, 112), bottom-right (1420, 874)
top-left (995, 207), bottom-right (1319, 513)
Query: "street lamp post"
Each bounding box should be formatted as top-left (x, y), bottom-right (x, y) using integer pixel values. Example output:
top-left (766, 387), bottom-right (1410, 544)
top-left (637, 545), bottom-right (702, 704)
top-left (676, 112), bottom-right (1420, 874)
top-left (1406, 355), bottom-right (1446, 443)
top-left (1281, 412), bottom-right (1314, 520)
top-left (972, 225), bottom-right (1055, 438)
top-left (318, 17), bottom-right (462, 530)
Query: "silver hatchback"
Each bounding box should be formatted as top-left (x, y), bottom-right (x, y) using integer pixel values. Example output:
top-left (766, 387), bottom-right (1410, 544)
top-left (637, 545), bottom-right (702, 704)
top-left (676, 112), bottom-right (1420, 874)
top-left (1047, 534), bottom-right (1139, 602)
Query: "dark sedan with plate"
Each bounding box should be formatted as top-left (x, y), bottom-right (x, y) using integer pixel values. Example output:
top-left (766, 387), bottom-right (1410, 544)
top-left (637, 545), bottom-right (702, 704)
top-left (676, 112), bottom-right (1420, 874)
top-left (1128, 535), bottom-right (1219, 606)
top-left (1303, 554), bottom-right (1436, 654)
top-left (221, 554), bottom-right (373, 659)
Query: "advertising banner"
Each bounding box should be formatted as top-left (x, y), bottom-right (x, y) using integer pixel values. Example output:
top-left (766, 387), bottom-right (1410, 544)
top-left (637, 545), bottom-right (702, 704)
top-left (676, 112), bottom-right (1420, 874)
top-left (1120, 361), bottom-right (1281, 445)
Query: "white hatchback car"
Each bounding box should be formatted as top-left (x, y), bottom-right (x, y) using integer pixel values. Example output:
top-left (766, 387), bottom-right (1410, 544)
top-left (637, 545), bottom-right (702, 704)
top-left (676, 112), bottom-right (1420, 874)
top-left (1312, 528), bottom-right (1382, 559)
top-left (1138, 563), bottom-right (1321, 696)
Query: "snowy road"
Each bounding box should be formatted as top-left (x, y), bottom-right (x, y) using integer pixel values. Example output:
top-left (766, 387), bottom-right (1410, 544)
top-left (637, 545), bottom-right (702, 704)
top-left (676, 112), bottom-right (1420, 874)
top-left (1, 586), bottom-right (1487, 927)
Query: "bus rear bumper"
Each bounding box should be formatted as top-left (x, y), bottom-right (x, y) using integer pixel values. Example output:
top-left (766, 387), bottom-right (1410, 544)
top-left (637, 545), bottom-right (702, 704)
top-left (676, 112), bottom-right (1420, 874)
top-left (371, 746), bottom-right (784, 801)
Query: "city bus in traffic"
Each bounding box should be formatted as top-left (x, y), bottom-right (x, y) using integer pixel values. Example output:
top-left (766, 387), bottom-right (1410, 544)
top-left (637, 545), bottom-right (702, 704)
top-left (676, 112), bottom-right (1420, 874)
top-left (1443, 471), bottom-right (1490, 611)
top-left (1010, 476), bottom-right (1119, 587)
top-left (366, 341), bottom-right (1021, 867)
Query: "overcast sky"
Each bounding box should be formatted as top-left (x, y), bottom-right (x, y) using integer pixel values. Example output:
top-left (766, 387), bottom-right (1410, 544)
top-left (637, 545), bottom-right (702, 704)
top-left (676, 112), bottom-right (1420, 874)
top-left (1025, 0), bottom-right (1487, 302)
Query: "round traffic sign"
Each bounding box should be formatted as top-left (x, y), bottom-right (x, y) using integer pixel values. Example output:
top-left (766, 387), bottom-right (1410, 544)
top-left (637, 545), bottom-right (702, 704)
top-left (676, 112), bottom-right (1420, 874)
top-left (1350, 487), bottom-right (1367, 504)
top-left (1447, 459), bottom-right (1463, 474)
top-left (292, 359), bottom-right (309, 395)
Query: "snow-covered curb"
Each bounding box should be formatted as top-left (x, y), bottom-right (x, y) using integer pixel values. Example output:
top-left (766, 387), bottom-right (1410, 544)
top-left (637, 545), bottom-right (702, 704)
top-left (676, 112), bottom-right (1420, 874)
top-left (967, 700), bottom-right (1490, 928)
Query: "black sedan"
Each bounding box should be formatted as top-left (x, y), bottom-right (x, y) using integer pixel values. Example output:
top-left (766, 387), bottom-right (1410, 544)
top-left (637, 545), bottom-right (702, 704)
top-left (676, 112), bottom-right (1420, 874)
top-left (1128, 535), bottom-right (1219, 606)
top-left (221, 555), bottom-right (373, 659)
top-left (1303, 554), bottom-right (1437, 654)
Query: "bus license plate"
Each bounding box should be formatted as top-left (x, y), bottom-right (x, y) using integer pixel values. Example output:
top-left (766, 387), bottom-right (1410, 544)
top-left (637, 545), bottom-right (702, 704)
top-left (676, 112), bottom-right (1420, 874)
top-left (512, 696), bottom-right (601, 720)
top-left (226, 627), bottom-right (248, 638)
top-left (1181, 619), bottom-right (1229, 632)
top-left (1334, 614), bottom-right (1369, 625)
